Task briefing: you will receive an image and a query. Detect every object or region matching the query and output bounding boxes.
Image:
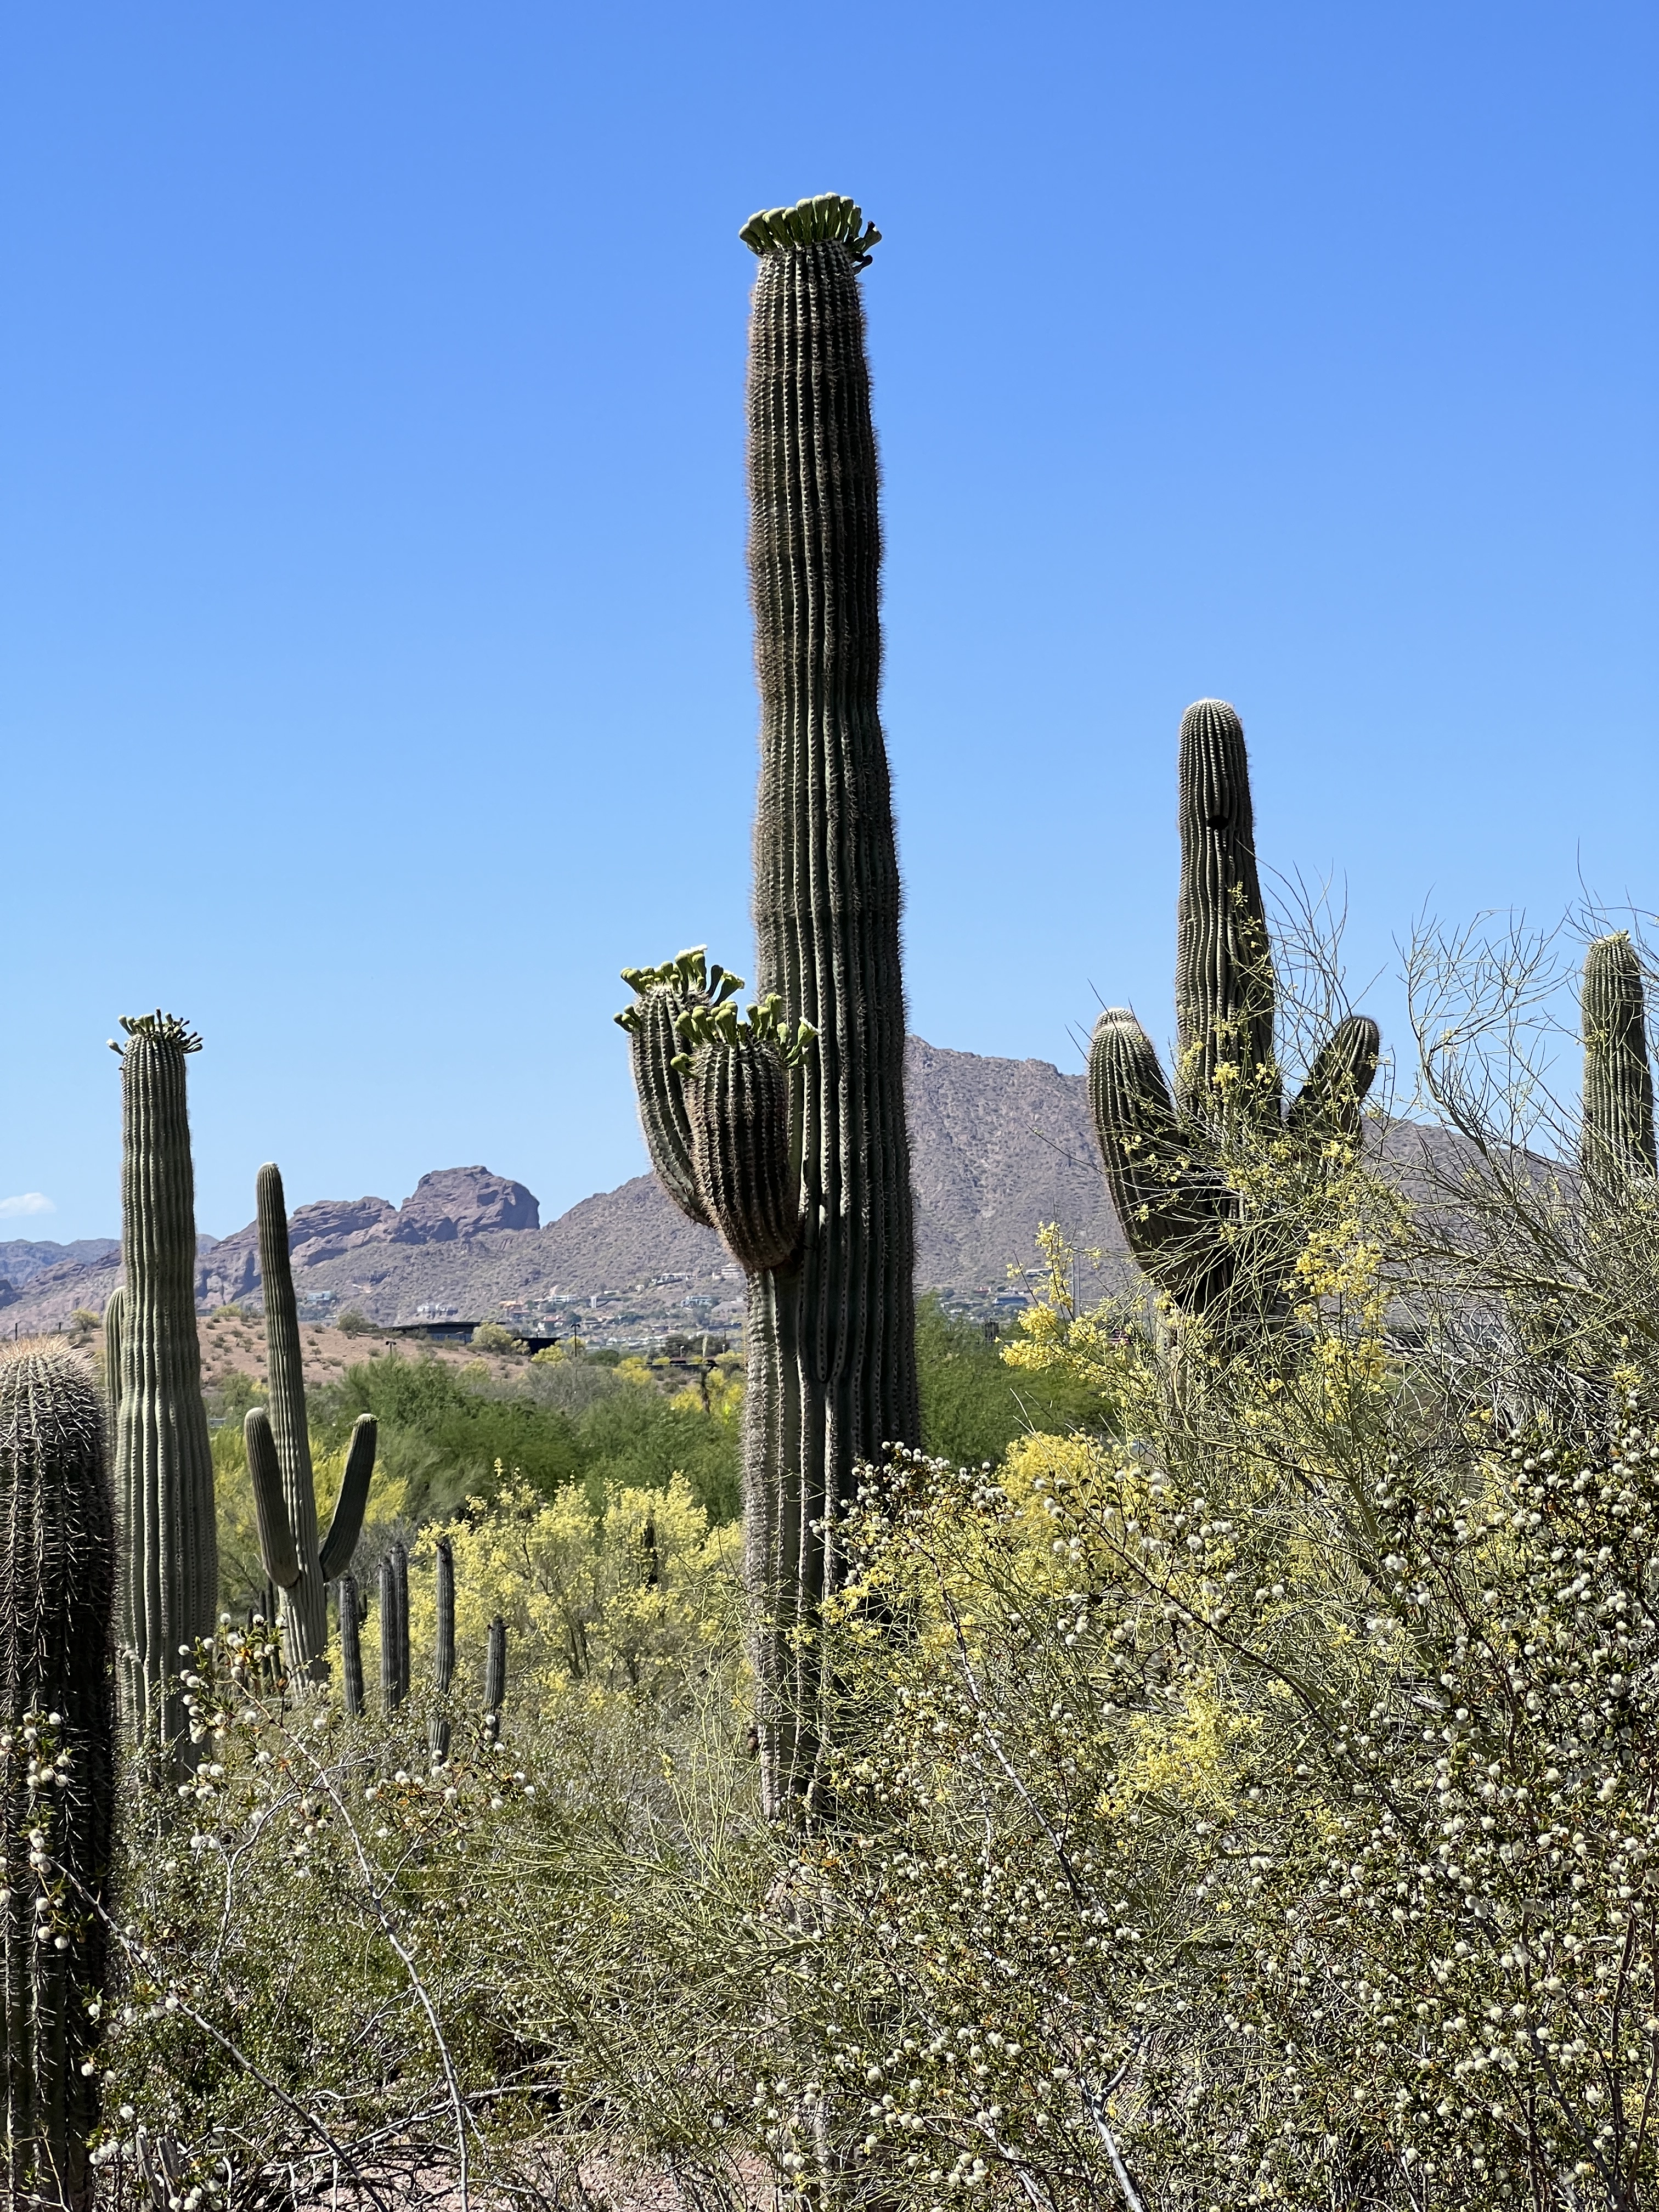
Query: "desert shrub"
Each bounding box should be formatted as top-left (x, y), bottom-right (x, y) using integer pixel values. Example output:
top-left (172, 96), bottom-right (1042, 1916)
top-left (916, 1291), bottom-right (1113, 1468)
top-left (472, 1320), bottom-right (526, 1353)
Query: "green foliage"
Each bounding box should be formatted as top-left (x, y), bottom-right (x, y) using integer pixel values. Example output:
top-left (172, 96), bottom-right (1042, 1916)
top-left (914, 1293), bottom-right (1110, 1469)
top-left (471, 1321), bottom-right (526, 1353)
top-left (336, 1307), bottom-right (372, 1335)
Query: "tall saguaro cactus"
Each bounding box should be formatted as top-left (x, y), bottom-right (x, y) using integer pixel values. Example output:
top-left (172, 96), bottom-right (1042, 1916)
top-left (1090, 704), bottom-right (1380, 1342)
top-left (1, 1347), bottom-right (117, 2211)
top-left (111, 1013), bottom-right (218, 1741)
top-left (618, 193), bottom-right (917, 1819)
top-left (243, 1164), bottom-right (376, 1680)
top-left (1580, 932), bottom-right (1656, 1190)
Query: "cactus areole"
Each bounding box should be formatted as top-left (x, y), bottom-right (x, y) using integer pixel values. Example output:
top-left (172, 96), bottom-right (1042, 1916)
top-left (619, 197), bottom-right (918, 1819)
top-left (111, 1013), bottom-right (218, 1745)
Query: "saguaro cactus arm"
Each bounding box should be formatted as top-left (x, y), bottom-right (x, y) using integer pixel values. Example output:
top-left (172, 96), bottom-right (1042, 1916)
top-left (616, 949), bottom-right (743, 1227)
top-left (1581, 931), bottom-right (1656, 1187)
top-left (245, 1409), bottom-right (300, 1592)
top-left (1088, 1008), bottom-right (1240, 1313)
top-left (318, 1415), bottom-right (379, 1584)
top-left (1285, 1014), bottom-right (1383, 1142)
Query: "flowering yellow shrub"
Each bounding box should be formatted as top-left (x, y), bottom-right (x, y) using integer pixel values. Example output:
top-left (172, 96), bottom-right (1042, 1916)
top-left (405, 1472), bottom-right (742, 1717)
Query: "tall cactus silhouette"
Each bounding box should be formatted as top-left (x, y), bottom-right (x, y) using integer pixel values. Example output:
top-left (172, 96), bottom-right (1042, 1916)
top-left (0, 1346), bottom-right (117, 2210)
top-left (1580, 932), bottom-right (1656, 1190)
top-left (242, 1164), bottom-right (376, 1680)
top-left (110, 1013), bottom-right (218, 1741)
top-left (1090, 703), bottom-right (1380, 1341)
top-left (618, 194), bottom-right (916, 1819)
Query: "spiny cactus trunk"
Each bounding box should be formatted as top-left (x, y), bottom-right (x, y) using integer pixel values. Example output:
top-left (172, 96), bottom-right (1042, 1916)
top-left (430, 1537), bottom-right (454, 1764)
top-left (337, 1576), bottom-right (364, 1718)
top-left (744, 223), bottom-right (918, 1818)
top-left (0, 1348), bottom-right (117, 2212)
top-left (1581, 932), bottom-right (1656, 1189)
top-left (1175, 698), bottom-right (1279, 1131)
top-left (483, 1617), bottom-right (506, 1743)
top-left (114, 1015), bottom-right (218, 1745)
top-left (255, 1165), bottom-right (326, 1676)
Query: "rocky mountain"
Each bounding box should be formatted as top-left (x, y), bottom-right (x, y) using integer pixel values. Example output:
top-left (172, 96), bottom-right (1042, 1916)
top-left (1, 1040), bottom-right (1131, 1337)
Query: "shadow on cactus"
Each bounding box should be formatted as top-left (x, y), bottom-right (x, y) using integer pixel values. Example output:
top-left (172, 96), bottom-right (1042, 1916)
top-left (1090, 700), bottom-right (1381, 1348)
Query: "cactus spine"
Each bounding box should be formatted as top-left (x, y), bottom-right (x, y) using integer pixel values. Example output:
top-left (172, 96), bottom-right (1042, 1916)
top-left (111, 1013), bottom-right (218, 1742)
top-left (0, 1347), bottom-right (117, 2210)
top-left (247, 1165), bottom-right (376, 1680)
top-left (619, 196), bottom-right (917, 1819)
top-left (1090, 706), bottom-right (1380, 1341)
top-left (1581, 932), bottom-right (1656, 1189)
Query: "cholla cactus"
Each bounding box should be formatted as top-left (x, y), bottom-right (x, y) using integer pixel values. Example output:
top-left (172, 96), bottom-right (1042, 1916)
top-left (1090, 703), bottom-right (1380, 1343)
top-left (617, 196), bottom-right (918, 1821)
top-left (110, 1012), bottom-right (218, 1741)
top-left (0, 1346), bottom-right (117, 2210)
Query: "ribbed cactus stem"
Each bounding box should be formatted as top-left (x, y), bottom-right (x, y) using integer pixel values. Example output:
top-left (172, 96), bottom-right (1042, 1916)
top-left (430, 1537), bottom-right (454, 1764)
top-left (626, 987), bottom-right (713, 1227)
top-left (112, 1013), bottom-right (218, 1744)
top-left (379, 1556), bottom-right (400, 1714)
top-left (0, 1347), bottom-right (117, 2210)
top-left (1581, 932), bottom-right (1656, 1188)
top-left (100, 1288), bottom-right (124, 1425)
top-left (743, 214), bottom-right (918, 1819)
top-left (337, 1576), bottom-right (364, 1718)
top-left (254, 1166), bottom-right (376, 1680)
top-left (255, 1165), bottom-right (323, 1673)
top-left (245, 1409), bottom-right (299, 1596)
top-left (483, 1617), bottom-right (506, 1743)
top-left (1285, 1014), bottom-right (1383, 1142)
top-left (686, 1034), bottom-right (801, 1274)
top-left (1088, 1007), bottom-right (1239, 1314)
top-left (1175, 700), bottom-right (1279, 1130)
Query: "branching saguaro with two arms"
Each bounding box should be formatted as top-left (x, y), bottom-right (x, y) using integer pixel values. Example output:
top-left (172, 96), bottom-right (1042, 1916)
top-left (618, 194), bottom-right (917, 1820)
top-left (243, 1162), bottom-right (377, 1682)
top-left (1089, 701), bottom-right (1381, 1345)
top-left (110, 1013), bottom-right (218, 1743)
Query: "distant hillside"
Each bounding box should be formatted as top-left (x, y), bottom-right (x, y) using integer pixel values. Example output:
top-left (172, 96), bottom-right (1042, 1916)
top-left (1, 1038), bottom-right (1131, 1337)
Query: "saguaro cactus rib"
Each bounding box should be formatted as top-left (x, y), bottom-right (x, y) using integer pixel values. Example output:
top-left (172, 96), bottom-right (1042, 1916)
top-left (619, 200), bottom-right (917, 1820)
top-left (1581, 932), bottom-right (1656, 1189)
top-left (252, 1164), bottom-right (377, 1680)
top-left (110, 1012), bottom-right (218, 1743)
top-left (1090, 708), bottom-right (1381, 1340)
top-left (0, 1346), bottom-right (117, 2210)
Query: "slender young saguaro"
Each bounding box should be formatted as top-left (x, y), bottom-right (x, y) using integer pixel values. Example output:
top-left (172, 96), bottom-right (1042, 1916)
top-left (1580, 932), bottom-right (1657, 1190)
top-left (619, 194), bottom-right (917, 1819)
top-left (250, 1164), bottom-right (377, 1680)
top-left (0, 1348), bottom-right (117, 2212)
top-left (111, 1013), bottom-right (218, 1742)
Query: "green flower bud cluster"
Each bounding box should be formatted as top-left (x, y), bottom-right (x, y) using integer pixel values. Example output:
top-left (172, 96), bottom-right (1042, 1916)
top-left (670, 992), bottom-right (816, 1076)
top-left (740, 193), bottom-right (881, 265)
top-left (614, 945), bottom-right (743, 1032)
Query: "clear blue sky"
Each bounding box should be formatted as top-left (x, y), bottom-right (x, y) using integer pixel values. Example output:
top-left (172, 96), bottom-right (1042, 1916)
top-left (2, 2), bottom-right (1653, 1241)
